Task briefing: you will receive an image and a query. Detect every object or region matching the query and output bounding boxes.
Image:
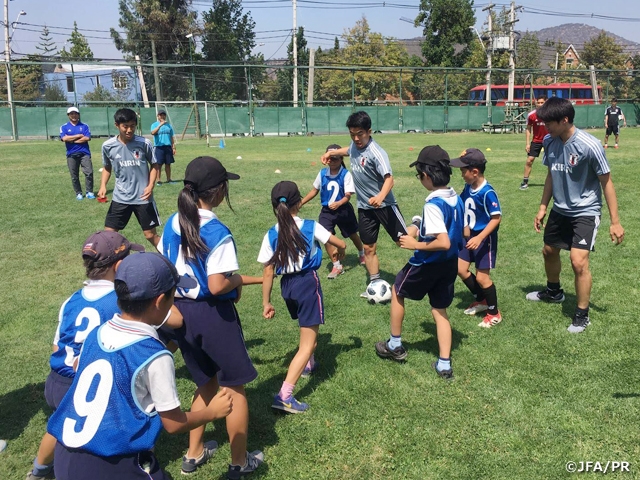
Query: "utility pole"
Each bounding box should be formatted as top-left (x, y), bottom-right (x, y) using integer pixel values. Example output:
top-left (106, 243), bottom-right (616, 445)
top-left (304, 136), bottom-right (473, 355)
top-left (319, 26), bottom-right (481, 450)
top-left (135, 55), bottom-right (150, 108)
top-left (292, 0), bottom-right (298, 107)
top-left (507, 1), bottom-right (520, 104)
top-left (151, 38), bottom-right (162, 102)
top-left (482, 3), bottom-right (494, 124)
top-left (4, 0), bottom-right (18, 140)
top-left (307, 48), bottom-right (315, 107)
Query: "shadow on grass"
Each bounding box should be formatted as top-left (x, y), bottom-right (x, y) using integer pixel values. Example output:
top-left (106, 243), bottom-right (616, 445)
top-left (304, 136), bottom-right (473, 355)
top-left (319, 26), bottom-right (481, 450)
top-left (612, 393), bottom-right (640, 398)
top-left (520, 284), bottom-right (606, 318)
top-left (402, 322), bottom-right (467, 358)
top-left (0, 382), bottom-right (47, 441)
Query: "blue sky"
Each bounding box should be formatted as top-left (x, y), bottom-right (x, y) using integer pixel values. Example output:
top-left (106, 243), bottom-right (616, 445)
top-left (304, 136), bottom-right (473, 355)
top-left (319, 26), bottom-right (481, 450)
top-left (7, 0), bottom-right (640, 61)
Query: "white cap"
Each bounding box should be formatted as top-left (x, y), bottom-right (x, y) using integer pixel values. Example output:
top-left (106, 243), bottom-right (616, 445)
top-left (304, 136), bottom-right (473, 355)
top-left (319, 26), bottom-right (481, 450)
top-left (67, 107), bottom-right (80, 114)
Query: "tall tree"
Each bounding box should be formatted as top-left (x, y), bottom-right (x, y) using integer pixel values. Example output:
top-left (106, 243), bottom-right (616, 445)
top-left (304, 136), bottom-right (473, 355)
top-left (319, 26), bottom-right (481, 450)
top-left (416, 0), bottom-right (475, 67)
top-left (35, 26), bottom-right (57, 57)
top-left (516, 31), bottom-right (541, 71)
top-left (199, 0), bottom-right (259, 101)
top-left (60, 22), bottom-right (94, 61)
top-left (111, 0), bottom-right (197, 101)
top-left (275, 27), bottom-right (309, 103)
top-left (581, 31), bottom-right (625, 70)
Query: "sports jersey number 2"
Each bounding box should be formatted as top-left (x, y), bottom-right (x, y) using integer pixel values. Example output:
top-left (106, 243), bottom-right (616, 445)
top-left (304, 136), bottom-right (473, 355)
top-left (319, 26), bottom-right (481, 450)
top-left (61, 359), bottom-right (113, 448)
top-left (64, 307), bottom-right (102, 368)
top-left (327, 180), bottom-right (340, 205)
top-left (464, 198), bottom-right (477, 230)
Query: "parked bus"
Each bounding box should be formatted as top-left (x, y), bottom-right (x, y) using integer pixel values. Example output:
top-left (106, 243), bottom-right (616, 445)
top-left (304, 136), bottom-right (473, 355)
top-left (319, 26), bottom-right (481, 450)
top-left (468, 83), bottom-right (602, 106)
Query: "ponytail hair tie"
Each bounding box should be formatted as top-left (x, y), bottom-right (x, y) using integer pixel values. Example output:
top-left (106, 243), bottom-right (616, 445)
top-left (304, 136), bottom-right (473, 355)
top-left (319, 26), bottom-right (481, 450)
top-left (184, 183), bottom-right (195, 192)
top-left (279, 197), bottom-right (287, 203)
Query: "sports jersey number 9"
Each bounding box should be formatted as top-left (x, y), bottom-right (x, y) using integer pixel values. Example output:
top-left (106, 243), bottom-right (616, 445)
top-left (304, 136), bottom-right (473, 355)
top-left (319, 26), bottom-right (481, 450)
top-left (327, 180), bottom-right (340, 205)
top-left (464, 198), bottom-right (477, 230)
top-left (61, 359), bottom-right (113, 448)
top-left (64, 307), bottom-right (102, 368)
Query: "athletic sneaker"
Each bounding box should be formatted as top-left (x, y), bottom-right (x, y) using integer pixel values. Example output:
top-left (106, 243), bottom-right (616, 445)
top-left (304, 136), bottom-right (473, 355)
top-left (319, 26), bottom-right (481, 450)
top-left (478, 311), bottom-right (502, 328)
top-left (26, 469), bottom-right (55, 479)
top-left (359, 253), bottom-right (366, 265)
top-left (166, 179), bottom-right (176, 184)
top-left (227, 450), bottom-right (264, 480)
top-left (525, 288), bottom-right (565, 303)
top-left (464, 300), bottom-right (488, 315)
top-left (86, 192), bottom-right (96, 199)
top-left (272, 394), bottom-right (309, 414)
top-left (327, 265), bottom-right (344, 279)
top-left (432, 361), bottom-right (454, 381)
top-left (181, 440), bottom-right (218, 475)
top-left (156, 181), bottom-right (163, 186)
top-left (567, 314), bottom-right (590, 333)
top-left (75, 193), bottom-right (83, 200)
top-left (301, 363), bottom-right (318, 378)
top-left (614, 144), bottom-right (619, 149)
top-left (604, 144), bottom-right (608, 149)
top-left (519, 182), bottom-right (529, 190)
top-left (375, 340), bottom-right (407, 362)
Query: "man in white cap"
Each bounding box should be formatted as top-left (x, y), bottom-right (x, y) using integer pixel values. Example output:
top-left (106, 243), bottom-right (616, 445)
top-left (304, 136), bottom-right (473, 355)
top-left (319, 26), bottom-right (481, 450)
top-left (60, 106), bottom-right (95, 200)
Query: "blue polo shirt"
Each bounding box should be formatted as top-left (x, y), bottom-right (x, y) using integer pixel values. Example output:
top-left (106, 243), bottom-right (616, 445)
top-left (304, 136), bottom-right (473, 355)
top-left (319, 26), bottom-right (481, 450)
top-left (150, 121), bottom-right (175, 147)
top-left (60, 121), bottom-right (91, 157)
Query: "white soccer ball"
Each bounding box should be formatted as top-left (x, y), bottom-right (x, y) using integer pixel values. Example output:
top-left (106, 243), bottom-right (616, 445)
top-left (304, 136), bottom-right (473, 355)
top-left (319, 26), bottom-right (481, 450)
top-left (366, 279), bottom-right (392, 305)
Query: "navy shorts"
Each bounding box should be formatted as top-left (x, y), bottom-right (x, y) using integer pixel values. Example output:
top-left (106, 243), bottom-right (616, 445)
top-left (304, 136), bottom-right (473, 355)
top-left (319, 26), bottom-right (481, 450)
top-left (527, 142), bottom-right (543, 158)
top-left (458, 230), bottom-right (498, 270)
top-left (154, 145), bottom-right (175, 165)
top-left (318, 203), bottom-right (359, 238)
top-left (543, 209), bottom-right (600, 251)
top-left (54, 443), bottom-right (168, 480)
top-left (105, 201), bottom-right (161, 232)
top-left (393, 257), bottom-right (458, 309)
top-left (358, 205), bottom-right (407, 245)
top-left (281, 270), bottom-right (324, 327)
top-left (173, 298), bottom-right (258, 388)
top-left (44, 370), bottom-right (74, 411)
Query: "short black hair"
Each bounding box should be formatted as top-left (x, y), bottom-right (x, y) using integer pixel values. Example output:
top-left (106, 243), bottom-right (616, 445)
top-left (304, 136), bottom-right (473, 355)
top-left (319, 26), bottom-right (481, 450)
top-left (535, 97), bottom-right (574, 124)
top-left (115, 280), bottom-right (175, 317)
top-left (114, 108), bottom-right (138, 125)
top-left (463, 163), bottom-right (486, 174)
top-left (611, 97), bottom-right (618, 103)
top-left (83, 257), bottom-right (115, 280)
top-left (346, 111), bottom-right (371, 131)
top-left (537, 95), bottom-right (547, 101)
top-left (416, 160), bottom-right (451, 187)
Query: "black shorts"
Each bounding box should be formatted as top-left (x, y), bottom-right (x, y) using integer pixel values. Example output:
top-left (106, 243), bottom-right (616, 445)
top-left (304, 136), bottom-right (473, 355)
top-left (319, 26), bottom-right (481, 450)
top-left (154, 145), bottom-right (175, 165)
top-left (543, 210), bottom-right (600, 251)
top-left (358, 205), bottom-right (407, 245)
top-left (173, 298), bottom-right (258, 388)
top-left (528, 142), bottom-right (543, 158)
top-left (105, 201), bottom-right (161, 232)
top-left (606, 125), bottom-right (620, 136)
top-left (393, 257), bottom-right (458, 309)
top-left (318, 203), bottom-right (358, 238)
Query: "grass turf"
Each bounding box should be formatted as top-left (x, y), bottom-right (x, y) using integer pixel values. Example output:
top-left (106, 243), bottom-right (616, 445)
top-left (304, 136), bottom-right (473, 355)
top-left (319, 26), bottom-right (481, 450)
top-left (0, 128), bottom-right (638, 479)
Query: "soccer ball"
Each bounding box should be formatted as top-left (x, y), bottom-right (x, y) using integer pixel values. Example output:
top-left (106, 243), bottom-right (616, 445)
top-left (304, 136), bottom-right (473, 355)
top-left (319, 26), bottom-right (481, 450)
top-left (366, 279), bottom-right (392, 305)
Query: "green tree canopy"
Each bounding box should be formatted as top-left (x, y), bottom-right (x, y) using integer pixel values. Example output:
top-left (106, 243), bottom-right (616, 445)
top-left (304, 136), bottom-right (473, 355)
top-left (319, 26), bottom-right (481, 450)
top-left (35, 26), bottom-right (57, 57)
top-left (581, 31), bottom-right (625, 70)
top-left (274, 27), bottom-right (309, 103)
top-left (60, 22), bottom-right (94, 60)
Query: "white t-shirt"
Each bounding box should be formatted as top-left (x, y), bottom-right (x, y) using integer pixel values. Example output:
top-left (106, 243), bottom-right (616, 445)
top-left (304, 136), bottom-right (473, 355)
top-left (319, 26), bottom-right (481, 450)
top-left (96, 315), bottom-right (180, 413)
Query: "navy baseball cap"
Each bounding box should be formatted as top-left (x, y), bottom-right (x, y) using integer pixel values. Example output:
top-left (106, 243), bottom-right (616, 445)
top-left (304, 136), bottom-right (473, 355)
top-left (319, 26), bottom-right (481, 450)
top-left (83, 231), bottom-right (145, 267)
top-left (157, 109), bottom-right (167, 115)
top-left (409, 145), bottom-right (450, 168)
top-left (115, 253), bottom-right (197, 301)
top-left (450, 148), bottom-right (487, 168)
top-left (271, 181), bottom-right (301, 208)
top-left (184, 156), bottom-right (240, 194)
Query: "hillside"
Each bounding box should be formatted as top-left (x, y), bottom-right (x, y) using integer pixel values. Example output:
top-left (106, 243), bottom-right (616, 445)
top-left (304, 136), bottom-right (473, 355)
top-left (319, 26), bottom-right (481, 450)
top-left (532, 23), bottom-right (639, 54)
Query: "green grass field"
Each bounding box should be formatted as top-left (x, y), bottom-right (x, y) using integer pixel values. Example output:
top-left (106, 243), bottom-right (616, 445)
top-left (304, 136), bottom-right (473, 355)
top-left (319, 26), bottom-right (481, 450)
top-left (0, 128), bottom-right (639, 480)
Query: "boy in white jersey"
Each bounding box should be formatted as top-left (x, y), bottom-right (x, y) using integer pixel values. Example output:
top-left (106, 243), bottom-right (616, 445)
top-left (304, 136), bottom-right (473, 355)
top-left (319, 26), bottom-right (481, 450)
top-left (98, 108), bottom-right (161, 247)
top-left (320, 111), bottom-right (407, 295)
top-left (526, 97), bottom-right (624, 333)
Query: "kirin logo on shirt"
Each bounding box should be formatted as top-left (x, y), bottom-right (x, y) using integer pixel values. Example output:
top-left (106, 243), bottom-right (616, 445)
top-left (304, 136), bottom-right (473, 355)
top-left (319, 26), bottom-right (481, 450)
top-left (568, 154), bottom-right (579, 167)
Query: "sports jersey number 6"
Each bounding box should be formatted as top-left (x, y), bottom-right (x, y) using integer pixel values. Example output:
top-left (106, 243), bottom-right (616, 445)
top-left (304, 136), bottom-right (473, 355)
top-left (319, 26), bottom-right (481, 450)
top-left (61, 359), bottom-right (113, 448)
top-left (464, 198), bottom-right (477, 230)
top-left (327, 180), bottom-right (340, 205)
top-left (64, 307), bottom-right (102, 368)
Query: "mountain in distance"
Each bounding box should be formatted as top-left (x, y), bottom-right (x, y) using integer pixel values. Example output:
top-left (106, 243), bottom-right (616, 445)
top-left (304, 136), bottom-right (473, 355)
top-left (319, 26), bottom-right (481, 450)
top-left (531, 23), bottom-right (639, 54)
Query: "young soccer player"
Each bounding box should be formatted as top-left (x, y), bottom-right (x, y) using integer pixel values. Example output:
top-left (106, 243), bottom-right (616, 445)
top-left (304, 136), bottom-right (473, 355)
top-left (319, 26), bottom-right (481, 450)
top-left (603, 98), bottom-right (626, 149)
top-left (259, 181), bottom-right (346, 412)
top-left (520, 96), bottom-right (548, 190)
top-left (450, 149), bottom-right (503, 328)
top-left (98, 108), bottom-right (162, 247)
top-left (526, 97), bottom-right (624, 333)
top-left (47, 252), bottom-right (233, 480)
top-left (159, 156), bottom-right (264, 478)
top-left (150, 110), bottom-right (176, 185)
top-left (320, 111), bottom-right (407, 294)
top-left (300, 144), bottom-right (365, 279)
top-left (375, 146), bottom-right (464, 380)
top-left (26, 231), bottom-right (145, 480)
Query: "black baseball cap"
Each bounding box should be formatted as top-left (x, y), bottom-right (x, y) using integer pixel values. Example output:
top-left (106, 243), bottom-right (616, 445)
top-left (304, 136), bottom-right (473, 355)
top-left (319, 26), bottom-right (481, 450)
top-left (271, 181), bottom-right (301, 208)
top-left (409, 145), bottom-right (450, 168)
top-left (157, 109), bottom-right (167, 115)
top-left (326, 144), bottom-right (343, 158)
top-left (184, 156), bottom-right (240, 194)
top-left (450, 148), bottom-right (487, 168)
top-left (82, 231), bottom-right (145, 267)
top-left (115, 253), bottom-right (197, 301)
